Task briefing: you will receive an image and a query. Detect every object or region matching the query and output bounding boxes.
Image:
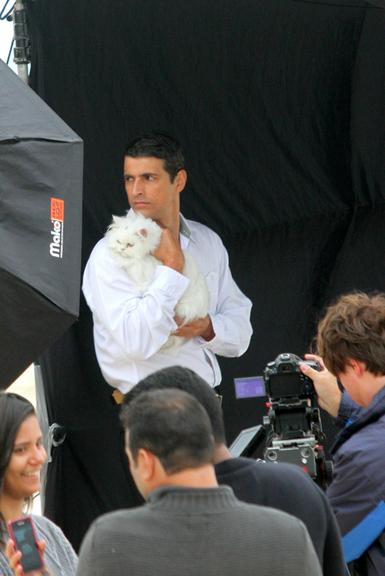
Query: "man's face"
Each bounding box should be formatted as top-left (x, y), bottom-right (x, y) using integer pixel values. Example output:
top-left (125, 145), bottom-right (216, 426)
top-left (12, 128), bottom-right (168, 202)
top-left (337, 364), bottom-right (366, 406)
top-left (123, 156), bottom-right (185, 225)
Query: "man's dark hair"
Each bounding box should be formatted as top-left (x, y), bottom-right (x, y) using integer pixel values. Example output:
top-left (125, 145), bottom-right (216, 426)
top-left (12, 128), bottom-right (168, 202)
top-left (124, 133), bottom-right (185, 182)
top-left (123, 366), bottom-right (226, 444)
top-left (121, 388), bottom-right (215, 474)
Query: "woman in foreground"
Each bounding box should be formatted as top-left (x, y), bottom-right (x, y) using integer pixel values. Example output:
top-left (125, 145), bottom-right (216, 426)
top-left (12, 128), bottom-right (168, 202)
top-left (0, 391), bottom-right (77, 575)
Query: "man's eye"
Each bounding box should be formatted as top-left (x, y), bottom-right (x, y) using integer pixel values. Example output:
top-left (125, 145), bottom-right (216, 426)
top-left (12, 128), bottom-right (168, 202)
top-left (146, 175), bottom-right (156, 181)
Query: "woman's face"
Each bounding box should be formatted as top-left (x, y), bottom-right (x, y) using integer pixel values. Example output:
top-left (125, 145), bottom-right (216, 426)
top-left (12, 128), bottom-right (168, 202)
top-left (3, 415), bottom-right (47, 500)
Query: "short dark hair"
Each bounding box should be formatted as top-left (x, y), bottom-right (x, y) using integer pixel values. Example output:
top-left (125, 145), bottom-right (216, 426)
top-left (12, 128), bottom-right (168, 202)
top-left (121, 388), bottom-right (215, 474)
top-left (124, 133), bottom-right (185, 182)
top-left (317, 292), bottom-right (385, 376)
top-left (123, 366), bottom-right (226, 444)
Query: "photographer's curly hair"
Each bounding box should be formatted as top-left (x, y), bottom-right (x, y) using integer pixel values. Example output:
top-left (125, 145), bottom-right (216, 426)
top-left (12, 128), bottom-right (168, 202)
top-left (317, 292), bottom-right (385, 376)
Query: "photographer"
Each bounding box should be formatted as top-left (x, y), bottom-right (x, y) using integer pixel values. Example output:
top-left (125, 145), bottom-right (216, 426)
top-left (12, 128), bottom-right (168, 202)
top-left (300, 292), bottom-right (385, 576)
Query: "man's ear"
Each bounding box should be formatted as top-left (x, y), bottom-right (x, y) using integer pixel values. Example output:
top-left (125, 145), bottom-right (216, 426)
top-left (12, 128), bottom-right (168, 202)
top-left (348, 358), bottom-right (366, 377)
top-left (137, 448), bottom-right (156, 481)
top-left (175, 169), bottom-right (187, 194)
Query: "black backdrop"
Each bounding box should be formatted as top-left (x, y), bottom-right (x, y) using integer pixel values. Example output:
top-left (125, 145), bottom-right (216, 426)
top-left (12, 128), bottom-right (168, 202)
top-left (26, 0), bottom-right (385, 550)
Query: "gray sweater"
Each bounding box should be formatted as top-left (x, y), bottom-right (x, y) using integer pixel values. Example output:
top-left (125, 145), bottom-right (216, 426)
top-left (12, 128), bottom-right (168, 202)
top-left (77, 485), bottom-right (322, 576)
top-left (1, 514), bottom-right (78, 576)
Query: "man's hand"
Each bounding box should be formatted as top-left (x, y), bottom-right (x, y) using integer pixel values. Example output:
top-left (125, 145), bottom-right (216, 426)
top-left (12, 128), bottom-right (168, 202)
top-left (5, 538), bottom-right (48, 576)
top-left (173, 315), bottom-right (215, 341)
top-left (300, 353), bottom-right (342, 418)
top-left (152, 228), bottom-right (184, 273)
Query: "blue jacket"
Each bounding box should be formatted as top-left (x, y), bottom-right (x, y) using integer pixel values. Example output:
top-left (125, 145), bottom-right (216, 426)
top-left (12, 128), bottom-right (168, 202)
top-left (327, 387), bottom-right (385, 576)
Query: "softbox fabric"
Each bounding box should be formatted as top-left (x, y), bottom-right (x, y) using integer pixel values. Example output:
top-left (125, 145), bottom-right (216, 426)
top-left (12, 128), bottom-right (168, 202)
top-left (0, 60), bottom-right (83, 387)
top-left (26, 0), bottom-right (385, 549)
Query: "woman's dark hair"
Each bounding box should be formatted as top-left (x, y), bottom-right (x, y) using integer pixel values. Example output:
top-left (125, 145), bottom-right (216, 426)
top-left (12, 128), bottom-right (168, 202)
top-left (0, 392), bottom-right (35, 544)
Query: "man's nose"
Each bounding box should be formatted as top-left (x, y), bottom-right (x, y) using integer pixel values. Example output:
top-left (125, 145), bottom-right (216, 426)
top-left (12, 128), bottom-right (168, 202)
top-left (132, 179), bottom-right (144, 196)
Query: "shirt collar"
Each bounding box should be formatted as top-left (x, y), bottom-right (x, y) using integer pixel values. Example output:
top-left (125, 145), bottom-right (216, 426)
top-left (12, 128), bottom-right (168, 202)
top-left (179, 214), bottom-right (191, 249)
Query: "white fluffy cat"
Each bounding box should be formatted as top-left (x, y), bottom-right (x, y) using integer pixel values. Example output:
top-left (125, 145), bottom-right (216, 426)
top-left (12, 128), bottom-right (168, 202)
top-left (105, 210), bottom-right (210, 351)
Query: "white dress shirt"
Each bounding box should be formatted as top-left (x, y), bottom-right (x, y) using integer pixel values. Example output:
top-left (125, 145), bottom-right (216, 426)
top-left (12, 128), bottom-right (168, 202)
top-left (82, 214), bottom-right (252, 393)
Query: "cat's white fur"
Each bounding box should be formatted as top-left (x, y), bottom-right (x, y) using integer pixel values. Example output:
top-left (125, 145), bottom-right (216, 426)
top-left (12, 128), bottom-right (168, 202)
top-left (105, 211), bottom-right (210, 351)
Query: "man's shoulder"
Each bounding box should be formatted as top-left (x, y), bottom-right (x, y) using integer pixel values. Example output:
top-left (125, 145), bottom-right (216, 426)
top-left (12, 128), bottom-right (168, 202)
top-left (184, 217), bottom-right (222, 243)
top-left (95, 505), bottom-right (148, 524)
top-left (88, 506), bottom-right (151, 538)
top-left (86, 236), bottom-right (110, 261)
top-left (217, 456), bottom-right (317, 485)
top-left (216, 457), bottom-right (328, 510)
top-left (234, 495), bottom-right (310, 537)
top-left (87, 499), bottom-right (295, 541)
top-left (335, 411), bottom-right (385, 460)
top-left (83, 236), bottom-right (122, 280)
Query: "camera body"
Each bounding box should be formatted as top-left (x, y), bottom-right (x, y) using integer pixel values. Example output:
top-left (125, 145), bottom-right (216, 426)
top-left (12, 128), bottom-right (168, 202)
top-left (264, 352), bottom-right (319, 401)
top-left (262, 353), bottom-right (331, 488)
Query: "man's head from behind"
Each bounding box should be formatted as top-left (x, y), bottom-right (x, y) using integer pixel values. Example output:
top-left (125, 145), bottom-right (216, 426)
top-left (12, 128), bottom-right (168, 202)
top-left (120, 387), bottom-right (215, 497)
top-left (123, 366), bottom-right (226, 447)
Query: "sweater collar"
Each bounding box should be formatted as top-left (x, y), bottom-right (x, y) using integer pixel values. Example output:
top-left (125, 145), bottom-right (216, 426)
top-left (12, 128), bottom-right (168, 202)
top-left (147, 485), bottom-right (237, 512)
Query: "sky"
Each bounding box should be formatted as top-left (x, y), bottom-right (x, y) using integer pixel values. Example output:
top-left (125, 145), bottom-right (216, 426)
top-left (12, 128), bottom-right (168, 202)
top-left (0, 15), bottom-right (18, 72)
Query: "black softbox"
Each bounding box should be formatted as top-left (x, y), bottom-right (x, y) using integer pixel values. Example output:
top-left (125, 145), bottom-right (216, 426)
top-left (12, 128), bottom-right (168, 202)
top-left (0, 60), bottom-right (83, 388)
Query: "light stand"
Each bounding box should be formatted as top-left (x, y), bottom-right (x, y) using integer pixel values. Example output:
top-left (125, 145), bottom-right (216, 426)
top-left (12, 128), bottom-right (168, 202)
top-left (12, 0), bottom-right (30, 83)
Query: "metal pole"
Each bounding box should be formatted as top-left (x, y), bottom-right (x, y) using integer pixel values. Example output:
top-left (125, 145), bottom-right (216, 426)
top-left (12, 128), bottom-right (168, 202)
top-left (12, 0), bottom-right (30, 83)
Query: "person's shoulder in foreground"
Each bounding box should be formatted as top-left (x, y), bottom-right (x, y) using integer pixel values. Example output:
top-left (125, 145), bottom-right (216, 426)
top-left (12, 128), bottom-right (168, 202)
top-left (124, 366), bottom-right (343, 576)
top-left (77, 386), bottom-right (321, 576)
top-left (215, 457), bottom-right (344, 576)
top-left (77, 484), bottom-right (321, 576)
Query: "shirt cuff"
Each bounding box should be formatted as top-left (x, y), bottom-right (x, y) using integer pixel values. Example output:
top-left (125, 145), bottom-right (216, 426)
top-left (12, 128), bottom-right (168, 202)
top-left (197, 314), bottom-right (218, 347)
top-left (150, 265), bottom-right (190, 302)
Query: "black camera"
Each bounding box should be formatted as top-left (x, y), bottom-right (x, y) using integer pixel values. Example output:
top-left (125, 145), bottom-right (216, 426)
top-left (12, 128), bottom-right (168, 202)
top-left (262, 353), bottom-right (331, 487)
top-left (231, 352), bottom-right (332, 488)
top-left (264, 352), bottom-right (319, 401)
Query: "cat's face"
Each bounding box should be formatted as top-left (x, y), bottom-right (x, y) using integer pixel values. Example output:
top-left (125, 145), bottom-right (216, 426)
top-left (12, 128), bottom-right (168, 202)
top-left (107, 214), bottom-right (161, 259)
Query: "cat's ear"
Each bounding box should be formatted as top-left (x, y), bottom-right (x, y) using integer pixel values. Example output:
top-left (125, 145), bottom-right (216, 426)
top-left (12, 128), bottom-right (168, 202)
top-left (137, 228), bottom-right (148, 238)
top-left (107, 216), bottom-right (118, 232)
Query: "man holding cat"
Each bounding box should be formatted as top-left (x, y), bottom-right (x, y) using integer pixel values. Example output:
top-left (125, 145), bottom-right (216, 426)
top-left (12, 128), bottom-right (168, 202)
top-left (83, 133), bottom-right (252, 397)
